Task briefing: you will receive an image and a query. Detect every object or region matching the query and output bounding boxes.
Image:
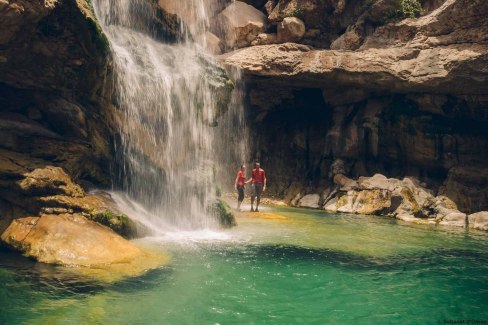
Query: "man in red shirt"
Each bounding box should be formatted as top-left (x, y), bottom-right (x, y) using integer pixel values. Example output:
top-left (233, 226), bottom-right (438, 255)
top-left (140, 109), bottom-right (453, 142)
top-left (250, 162), bottom-right (266, 212)
top-left (234, 164), bottom-right (247, 210)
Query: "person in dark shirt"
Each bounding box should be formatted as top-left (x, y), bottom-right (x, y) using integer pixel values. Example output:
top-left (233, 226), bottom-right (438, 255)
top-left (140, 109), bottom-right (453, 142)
top-left (249, 162), bottom-right (266, 212)
top-left (234, 164), bottom-right (247, 211)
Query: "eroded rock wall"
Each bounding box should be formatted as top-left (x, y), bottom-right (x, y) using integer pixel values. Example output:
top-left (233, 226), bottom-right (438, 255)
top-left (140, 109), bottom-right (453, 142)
top-left (222, 0), bottom-right (488, 213)
top-left (0, 0), bottom-right (145, 264)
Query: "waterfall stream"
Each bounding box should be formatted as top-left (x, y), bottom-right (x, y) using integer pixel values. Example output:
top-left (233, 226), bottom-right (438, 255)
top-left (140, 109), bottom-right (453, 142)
top-left (93, 0), bottom-right (247, 232)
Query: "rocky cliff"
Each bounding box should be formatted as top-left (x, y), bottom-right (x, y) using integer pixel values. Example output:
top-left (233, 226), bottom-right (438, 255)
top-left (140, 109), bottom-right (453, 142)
top-left (219, 0), bottom-right (488, 215)
top-left (0, 0), bottom-right (235, 267)
top-left (0, 0), bottom-right (177, 269)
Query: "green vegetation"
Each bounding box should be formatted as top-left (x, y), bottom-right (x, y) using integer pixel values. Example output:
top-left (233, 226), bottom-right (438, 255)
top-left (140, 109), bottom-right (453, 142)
top-left (399, 0), bottom-right (423, 18)
top-left (384, 0), bottom-right (423, 22)
top-left (211, 199), bottom-right (237, 228)
top-left (86, 18), bottom-right (111, 54)
top-left (90, 210), bottom-right (137, 238)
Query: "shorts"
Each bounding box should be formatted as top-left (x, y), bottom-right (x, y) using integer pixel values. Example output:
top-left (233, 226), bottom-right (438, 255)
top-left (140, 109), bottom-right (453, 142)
top-left (237, 185), bottom-right (245, 202)
top-left (251, 183), bottom-right (263, 198)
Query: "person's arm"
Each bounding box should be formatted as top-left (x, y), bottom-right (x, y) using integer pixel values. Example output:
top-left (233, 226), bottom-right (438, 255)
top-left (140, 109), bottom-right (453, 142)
top-left (245, 177), bottom-right (252, 184)
top-left (234, 174), bottom-right (239, 189)
top-left (263, 172), bottom-right (267, 192)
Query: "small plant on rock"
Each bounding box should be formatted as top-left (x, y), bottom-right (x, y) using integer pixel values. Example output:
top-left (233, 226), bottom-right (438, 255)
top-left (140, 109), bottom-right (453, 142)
top-left (383, 0), bottom-right (423, 22)
top-left (399, 0), bottom-right (423, 18)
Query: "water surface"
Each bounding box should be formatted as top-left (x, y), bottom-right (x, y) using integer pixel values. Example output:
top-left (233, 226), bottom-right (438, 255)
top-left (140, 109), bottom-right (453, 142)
top-left (1, 207), bottom-right (487, 324)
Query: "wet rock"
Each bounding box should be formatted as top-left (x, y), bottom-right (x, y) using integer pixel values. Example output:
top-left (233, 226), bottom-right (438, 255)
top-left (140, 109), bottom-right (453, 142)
top-left (298, 194), bottom-right (320, 208)
top-left (468, 212), bottom-right (488, 231)
top-left (438, 211), bottom-right (467, 228)
top-left (277, 17), bottom-right (306, 43)
top-left (197, 32), bottom-right (223, 55)
top-left (216, 1), bottom-right (267, 49)
top-left (211, 199), bottom-right (237, 228)
top-left (1, 213), bottom-right (144, 267)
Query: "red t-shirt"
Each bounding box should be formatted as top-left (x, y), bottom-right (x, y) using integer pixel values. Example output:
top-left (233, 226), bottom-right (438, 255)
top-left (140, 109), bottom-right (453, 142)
top-left (252, 168), bottom-right (266, 184)
top-left (236, 170), bottom-right (246, 186)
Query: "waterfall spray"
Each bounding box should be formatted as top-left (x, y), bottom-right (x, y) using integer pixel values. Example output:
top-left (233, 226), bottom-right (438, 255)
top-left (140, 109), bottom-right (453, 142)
top-left (93, 0), bottom-right (248, 232)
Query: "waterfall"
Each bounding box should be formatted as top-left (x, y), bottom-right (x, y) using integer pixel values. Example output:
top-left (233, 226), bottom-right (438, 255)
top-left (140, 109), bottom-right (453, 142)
top-left (93, 0), bottom-right (248, 232)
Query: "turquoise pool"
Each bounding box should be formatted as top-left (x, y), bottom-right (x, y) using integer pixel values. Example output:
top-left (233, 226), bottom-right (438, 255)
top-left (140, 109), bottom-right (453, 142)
top-left (1, 207), bottom-right (487, 324)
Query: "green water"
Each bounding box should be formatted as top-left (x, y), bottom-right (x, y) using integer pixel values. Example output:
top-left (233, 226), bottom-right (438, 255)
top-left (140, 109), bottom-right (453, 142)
top-left (1, 208), bottom-right (487, 324)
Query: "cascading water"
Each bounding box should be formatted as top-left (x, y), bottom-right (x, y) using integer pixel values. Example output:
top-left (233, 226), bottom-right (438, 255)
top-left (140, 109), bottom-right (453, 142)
top-left (93, 0), bottom-right (248, 232)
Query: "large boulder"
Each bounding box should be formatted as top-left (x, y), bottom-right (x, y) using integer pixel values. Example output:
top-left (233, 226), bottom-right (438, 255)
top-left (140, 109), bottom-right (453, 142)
top-left (277, 17), bottom-right (306, 43)
top-left (298, 193), bottom-right (320, 208)
top-left (317, 172), bottom-right (477, 229)
top-left (216, 1), bottom-right (268, 49)
top-left (438, 211), bottom-right (467, 228)
top-left (468, 212), bottom-right (488, 231)
top-left (1, 213), bottom-right (142, 266)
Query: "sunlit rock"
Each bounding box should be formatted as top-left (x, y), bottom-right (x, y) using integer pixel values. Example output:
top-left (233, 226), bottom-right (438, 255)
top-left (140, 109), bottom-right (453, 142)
top-left (216, 1), bottom-right (267, 49)
top-left (468, 212), bottom-right (488, 231)
top-left (277, 17), bottom-right (306, 43)
top-left (438, 211), bottom-right (467, 228)
top-left (298, 194), bottom-right (320, 209)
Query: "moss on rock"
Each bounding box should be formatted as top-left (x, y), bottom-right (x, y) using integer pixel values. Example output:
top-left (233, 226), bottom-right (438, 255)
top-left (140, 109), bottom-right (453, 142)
top-left (211, 199), bottom-right (237, 228)
top-left (89, 210), bottom-right (138, 238)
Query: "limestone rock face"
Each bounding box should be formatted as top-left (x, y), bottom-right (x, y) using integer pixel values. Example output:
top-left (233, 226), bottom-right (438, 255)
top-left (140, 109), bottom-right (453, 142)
top-left (222, 0), bottom-right (488, 213)
top-left (216, 1), bottom-right (268, 49)
top-left (223, 43), bottom-right (488, 95)
top-left (277, 17), bottom-right (306, 43)
top-left (0, 0), bottom-right (166, 269)
top-left (0, 0), bottom-right (115, 190)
